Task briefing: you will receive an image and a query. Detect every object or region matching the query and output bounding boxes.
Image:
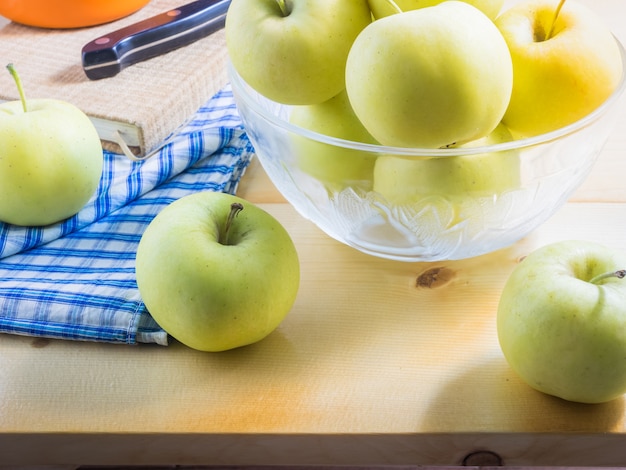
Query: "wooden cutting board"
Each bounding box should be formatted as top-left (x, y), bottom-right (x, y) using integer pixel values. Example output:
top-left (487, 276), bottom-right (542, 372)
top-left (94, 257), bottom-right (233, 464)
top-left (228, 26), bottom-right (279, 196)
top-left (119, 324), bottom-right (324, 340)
top-left (0, 0), bottom-right (229, 158)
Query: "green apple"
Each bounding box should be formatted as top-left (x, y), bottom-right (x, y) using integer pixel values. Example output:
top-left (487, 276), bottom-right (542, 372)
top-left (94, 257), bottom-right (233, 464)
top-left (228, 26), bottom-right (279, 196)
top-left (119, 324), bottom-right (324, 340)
top-left (372, 123), bottom-right (520, 205)
top-left (225, 0), bottom-right (372, 105)
top-left (345, 1), bottom-right (513, 149)
top-left (495, 0), bottom-right (623, 137)
top-left (394, 0), bottom-right (504, 19)
top-left (368, 0), bottom-right (504, 20)
top-left (289, 89), bottom-right (379, 190)
top-left (498, 240), bottom-right (626, 404)
top-left (135, 192), bottom-right (300, 352)
top-left (0, 64), bottom-right (103, 226)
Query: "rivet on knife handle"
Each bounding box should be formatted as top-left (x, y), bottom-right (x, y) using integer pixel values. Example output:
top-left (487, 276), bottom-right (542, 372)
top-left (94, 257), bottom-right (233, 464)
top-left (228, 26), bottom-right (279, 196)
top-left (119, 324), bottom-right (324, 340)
top-left (81, 0), bottom-right (231, 80)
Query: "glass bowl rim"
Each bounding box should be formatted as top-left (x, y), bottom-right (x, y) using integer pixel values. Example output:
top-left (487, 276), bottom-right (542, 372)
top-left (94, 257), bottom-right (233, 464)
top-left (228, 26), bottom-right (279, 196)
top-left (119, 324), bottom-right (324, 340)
top-left (229, 36), bottom-right (626, 158)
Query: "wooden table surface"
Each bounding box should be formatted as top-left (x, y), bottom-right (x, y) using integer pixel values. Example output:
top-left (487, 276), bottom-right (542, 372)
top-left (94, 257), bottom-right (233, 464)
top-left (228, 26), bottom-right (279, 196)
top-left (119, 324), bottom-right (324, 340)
top-left (1, 1), bottom-right (626, 468)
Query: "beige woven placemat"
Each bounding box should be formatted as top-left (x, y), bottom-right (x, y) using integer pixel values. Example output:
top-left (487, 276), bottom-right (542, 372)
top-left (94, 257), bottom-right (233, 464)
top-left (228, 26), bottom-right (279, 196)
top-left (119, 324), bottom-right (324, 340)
top-left (0, 0), bottom-right (229, 157)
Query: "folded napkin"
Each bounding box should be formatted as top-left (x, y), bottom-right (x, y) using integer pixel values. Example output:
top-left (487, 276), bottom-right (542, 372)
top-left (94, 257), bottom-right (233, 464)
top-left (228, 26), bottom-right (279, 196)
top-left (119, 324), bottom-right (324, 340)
top-left (0, 85), bottom-right (255, 345)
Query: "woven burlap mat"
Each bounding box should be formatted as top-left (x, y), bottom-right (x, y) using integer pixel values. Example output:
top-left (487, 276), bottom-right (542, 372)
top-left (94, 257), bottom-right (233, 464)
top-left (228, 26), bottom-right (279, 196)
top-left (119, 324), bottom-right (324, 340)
top-left (0, 0), bottom-right (229, 157)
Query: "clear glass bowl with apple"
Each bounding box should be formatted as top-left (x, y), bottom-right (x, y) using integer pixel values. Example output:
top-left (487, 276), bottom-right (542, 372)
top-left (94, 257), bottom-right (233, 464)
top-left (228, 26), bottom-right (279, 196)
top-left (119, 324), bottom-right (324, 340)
top-left (229, 42), bottom-right (626, 262)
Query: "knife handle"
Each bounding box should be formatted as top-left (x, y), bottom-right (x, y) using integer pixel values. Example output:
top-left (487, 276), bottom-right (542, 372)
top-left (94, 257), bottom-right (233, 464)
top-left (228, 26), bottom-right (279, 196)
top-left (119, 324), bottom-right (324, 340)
top-left (81, 0), bottom-right (231, 80)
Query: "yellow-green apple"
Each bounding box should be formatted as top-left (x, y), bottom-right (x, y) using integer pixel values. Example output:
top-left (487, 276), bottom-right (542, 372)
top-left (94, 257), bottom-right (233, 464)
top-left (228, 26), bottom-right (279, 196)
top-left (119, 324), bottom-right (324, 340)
top-left (498, 240), bottom-right (626, 404)
top-left (289, 89), bottom-right (379, 190)
top-left (495, 0), bottom-right (623, 137)
top-left (368, 0), bottom-right (504, 20)
top-left (225, 0), bottom-right (372, 105)
top-left (372, 123), bottom-right (520, 206)
top-left (135, 192), bottom-right (300, 352)
top-left (0, 64), bottom-right (103, 226)
top-left (345, 1), bottom-right (513, 149)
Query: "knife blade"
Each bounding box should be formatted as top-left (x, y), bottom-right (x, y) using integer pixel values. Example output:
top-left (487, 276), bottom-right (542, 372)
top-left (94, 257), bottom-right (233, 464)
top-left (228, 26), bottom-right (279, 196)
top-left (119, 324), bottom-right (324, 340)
top-left (81, 0), bottom-right (231, 80)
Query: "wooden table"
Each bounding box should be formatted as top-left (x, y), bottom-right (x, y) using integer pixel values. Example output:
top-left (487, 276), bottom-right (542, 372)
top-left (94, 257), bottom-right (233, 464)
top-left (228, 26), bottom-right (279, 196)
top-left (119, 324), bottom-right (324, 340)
top-left (1, 1), bottom-right (626, 468)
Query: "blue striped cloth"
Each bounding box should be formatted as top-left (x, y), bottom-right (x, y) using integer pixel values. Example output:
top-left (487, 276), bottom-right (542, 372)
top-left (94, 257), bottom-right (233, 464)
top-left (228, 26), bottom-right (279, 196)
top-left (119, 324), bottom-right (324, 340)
top-left (0, 85), bottom-right (255, 345)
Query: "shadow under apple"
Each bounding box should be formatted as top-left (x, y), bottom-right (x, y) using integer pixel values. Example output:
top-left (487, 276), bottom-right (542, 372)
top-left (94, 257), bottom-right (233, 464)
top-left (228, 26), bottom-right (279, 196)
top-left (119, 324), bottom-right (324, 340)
top-left (421, 355), bottom-right (625, 433)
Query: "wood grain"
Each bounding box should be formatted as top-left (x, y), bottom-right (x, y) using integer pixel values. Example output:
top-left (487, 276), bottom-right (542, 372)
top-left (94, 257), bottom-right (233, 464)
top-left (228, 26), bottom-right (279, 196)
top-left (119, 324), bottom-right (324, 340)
top-left (2, 202), bottom-right (626, 466)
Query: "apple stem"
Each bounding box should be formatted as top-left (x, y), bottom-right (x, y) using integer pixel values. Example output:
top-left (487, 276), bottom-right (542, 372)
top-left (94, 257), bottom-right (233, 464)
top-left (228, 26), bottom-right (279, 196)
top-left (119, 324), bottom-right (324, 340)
top-left (545, 0), bottom-right (566, 41)
top-left (589, 269), bottom-right (626, 285)
top-left (388, 0), bottom-right (403, 14)
top-left (220, 202), bottom-right (244, 245)
top-left (6, 63), bottom-right (27, 113)
top-left (275, 0), bottom-right (290, 16)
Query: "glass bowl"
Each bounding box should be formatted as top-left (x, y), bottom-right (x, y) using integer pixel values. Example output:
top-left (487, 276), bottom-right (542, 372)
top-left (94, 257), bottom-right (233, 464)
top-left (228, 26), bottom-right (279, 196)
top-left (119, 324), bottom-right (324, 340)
top-left (229, 42), bottom-right (626, 262)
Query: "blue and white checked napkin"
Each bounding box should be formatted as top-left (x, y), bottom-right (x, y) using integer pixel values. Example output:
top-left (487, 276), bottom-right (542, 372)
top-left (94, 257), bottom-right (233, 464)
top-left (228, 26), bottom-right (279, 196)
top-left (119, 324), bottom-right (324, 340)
top-left (0, 85), bottom-right (255, 345)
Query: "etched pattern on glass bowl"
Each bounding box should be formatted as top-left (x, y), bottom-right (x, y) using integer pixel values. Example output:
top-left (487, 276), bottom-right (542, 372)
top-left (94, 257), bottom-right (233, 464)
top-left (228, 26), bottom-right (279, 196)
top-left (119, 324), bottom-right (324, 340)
top-left (230, 41), bottom-right (626, 262)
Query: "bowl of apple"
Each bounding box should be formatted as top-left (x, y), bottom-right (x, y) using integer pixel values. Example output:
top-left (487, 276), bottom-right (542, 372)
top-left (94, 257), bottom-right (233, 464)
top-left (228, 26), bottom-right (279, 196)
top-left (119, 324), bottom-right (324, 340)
top-left (227, 0), bottom-right (626, 262)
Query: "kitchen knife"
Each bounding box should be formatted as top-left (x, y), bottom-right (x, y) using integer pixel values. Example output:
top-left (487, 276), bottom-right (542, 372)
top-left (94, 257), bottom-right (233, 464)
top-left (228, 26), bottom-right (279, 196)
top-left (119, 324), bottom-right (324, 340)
top-left (81, 0), bottom-right (231, 80)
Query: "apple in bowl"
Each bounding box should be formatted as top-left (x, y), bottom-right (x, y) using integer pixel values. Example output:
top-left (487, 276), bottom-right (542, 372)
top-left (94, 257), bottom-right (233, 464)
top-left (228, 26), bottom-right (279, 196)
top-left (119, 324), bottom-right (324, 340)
top-left (225, 0), bottom-right (372, 105)
top-left (227, 0), bottom-right (625, 262)
top-left (368, 0), bottom-right (505, 20)
top-left (372, 124), bottom-right (520, 206)
top-left (289, 89), bottom-right (379, 190)
top-left (495, 0), bottom-right (624, 137)
top-left (345, 1), bottom-right (513, 149)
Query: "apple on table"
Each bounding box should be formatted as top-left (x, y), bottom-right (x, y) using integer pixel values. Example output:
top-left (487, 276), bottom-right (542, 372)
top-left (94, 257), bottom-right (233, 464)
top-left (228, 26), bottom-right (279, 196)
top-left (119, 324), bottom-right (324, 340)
top-left (498, 240), bottom-right (626, 404)
top-left (0, 64), bottom-right (103, 226)
top-left (135, 192), bottom-right (300, 352)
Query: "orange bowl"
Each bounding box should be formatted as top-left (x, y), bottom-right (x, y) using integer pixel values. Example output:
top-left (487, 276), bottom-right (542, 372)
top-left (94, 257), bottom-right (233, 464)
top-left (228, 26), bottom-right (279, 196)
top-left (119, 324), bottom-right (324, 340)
top-left (0, 0), bottom-right (151, 29)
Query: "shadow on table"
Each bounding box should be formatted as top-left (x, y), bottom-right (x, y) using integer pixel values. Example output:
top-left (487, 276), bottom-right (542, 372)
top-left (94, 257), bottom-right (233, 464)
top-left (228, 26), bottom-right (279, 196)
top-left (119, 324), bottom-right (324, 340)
top-left (422, 356), bottom-right (625, 433)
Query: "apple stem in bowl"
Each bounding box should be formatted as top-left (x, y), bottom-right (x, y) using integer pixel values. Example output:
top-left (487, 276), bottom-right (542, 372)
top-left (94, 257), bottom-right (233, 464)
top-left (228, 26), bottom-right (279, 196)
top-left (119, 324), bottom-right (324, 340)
top-left (275, 0), bottom-right (291, 17)
top-left (5, 63), bottom-right (27, 113)
top-left (388, 0), bottom-right (402, 14)
top-left (370, 0), bottom-right (403, 16)
top-left (545, 0), bottom-right (567, 41)
top-left (589, 269), bottom-right (626, 285)
top-left (220, 202), bottom-right (244, 245)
